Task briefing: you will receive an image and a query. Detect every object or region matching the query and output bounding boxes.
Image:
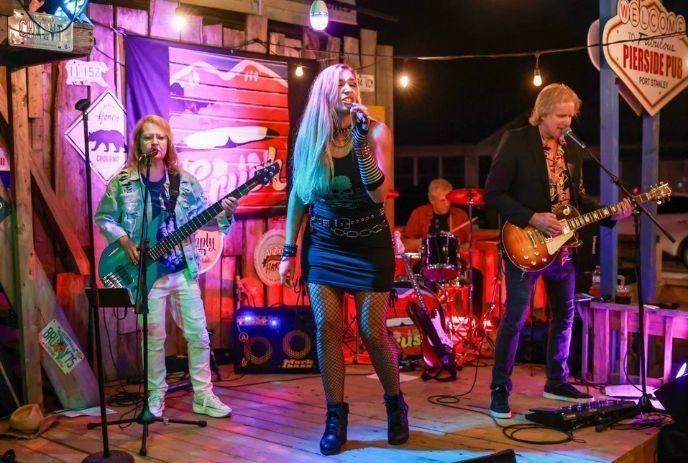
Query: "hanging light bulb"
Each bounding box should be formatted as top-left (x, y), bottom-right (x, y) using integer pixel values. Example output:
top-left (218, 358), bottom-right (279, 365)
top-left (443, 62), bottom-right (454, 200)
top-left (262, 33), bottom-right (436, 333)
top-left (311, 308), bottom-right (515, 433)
top-left (399, 73), bottom-right (410, 89)
top-left (533, 68), bottom-right (542, 87)
top-left (172, 8), bottom-right (187, 31)
top-left (295, 65), bottom-right (304, 77)
top-left (532, 53), bottom-right (543, 87)
top-left (309, 0), bottom-right (329, 31)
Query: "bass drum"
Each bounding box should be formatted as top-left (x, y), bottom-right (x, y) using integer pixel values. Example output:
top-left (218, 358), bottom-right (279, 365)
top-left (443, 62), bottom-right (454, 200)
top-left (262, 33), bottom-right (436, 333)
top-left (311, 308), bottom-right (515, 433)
top-left (388, 279), bottom-right (442, 359)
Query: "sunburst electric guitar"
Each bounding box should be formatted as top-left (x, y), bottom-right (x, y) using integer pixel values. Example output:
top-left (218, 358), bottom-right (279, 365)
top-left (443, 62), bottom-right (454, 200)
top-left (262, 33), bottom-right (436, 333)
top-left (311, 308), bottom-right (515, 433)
top-left (502, 183), bottom-right (672, 272)
top-left (99, 162), bottom-right (280, 302)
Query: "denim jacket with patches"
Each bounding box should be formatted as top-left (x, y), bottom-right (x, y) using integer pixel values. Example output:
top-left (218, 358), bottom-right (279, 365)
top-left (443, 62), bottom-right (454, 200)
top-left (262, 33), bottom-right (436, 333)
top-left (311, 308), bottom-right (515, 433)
top-left (95, 165), bottom-right (233, 280)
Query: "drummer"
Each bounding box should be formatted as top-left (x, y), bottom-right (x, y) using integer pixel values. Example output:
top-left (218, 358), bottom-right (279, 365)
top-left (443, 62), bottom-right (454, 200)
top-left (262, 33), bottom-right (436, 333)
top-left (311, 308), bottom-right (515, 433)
top-left (401, 178), bottom-right (470, 252)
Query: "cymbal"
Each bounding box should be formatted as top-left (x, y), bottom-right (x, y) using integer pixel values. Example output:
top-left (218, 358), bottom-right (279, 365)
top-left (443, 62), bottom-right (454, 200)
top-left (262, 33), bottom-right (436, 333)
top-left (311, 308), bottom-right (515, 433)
top-left (446, 188), bottom-right (485, 206)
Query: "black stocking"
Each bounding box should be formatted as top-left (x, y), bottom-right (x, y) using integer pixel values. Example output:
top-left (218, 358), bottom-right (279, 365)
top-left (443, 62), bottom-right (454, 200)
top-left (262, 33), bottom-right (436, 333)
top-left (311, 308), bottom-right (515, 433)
top-left (308, 283), bottom-right (346, 404)
top-left (355, 291), bottom-right (401, 396)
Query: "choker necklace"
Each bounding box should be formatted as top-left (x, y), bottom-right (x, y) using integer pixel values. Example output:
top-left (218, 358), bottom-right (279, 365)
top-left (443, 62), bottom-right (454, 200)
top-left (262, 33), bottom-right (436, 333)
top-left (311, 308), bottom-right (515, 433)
top-left (333, 125), bottom-right (352, 135)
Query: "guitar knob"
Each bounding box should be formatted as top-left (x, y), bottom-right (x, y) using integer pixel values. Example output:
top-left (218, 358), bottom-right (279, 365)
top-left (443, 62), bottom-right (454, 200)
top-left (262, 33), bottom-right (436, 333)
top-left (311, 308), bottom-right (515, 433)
top-left (530, 260), bottom-right (536, 266)
top-left (541, 258), bottom-right (547, 263)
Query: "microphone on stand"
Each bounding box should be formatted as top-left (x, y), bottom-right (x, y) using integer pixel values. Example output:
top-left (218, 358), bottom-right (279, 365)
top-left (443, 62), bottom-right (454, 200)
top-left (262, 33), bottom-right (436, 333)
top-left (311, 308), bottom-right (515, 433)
top-left (561, 127), bottom-right (587, 150)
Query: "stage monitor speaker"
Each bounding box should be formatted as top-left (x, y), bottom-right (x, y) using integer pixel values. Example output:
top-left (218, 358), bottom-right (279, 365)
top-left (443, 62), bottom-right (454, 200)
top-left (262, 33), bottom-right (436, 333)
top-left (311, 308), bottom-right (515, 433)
top-left (457, 449), bottom-right (516, 463)
top-left (233, 306), bottom-right (319, 374)
top-left (655, 373), bottom-right (688, 433)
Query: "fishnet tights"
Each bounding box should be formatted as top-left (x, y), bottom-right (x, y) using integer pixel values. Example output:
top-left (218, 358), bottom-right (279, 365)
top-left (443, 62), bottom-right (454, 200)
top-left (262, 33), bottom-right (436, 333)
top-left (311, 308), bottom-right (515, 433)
top-left (309, 283), bottom-right (400, 404)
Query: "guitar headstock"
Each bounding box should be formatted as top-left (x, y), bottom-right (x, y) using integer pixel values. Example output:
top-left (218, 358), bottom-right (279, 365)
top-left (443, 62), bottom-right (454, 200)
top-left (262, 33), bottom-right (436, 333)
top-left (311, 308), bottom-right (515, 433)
top-left (252, 162), bottom-right (281, 185)
top-left (649, 182), bottom-right (672, 204)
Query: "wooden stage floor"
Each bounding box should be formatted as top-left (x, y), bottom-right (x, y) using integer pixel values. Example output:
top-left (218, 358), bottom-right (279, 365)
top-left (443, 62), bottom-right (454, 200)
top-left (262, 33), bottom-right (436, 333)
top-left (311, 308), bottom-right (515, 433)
top-left (0, 363), bottom-right (658, 462)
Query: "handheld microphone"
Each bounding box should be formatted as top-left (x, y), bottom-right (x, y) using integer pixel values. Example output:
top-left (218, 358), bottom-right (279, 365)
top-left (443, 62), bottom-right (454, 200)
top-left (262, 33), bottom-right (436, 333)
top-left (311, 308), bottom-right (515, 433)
top-left (561, 127), bottom-right (587, 150)
top-left (352, 109), bottom-right (369, 133)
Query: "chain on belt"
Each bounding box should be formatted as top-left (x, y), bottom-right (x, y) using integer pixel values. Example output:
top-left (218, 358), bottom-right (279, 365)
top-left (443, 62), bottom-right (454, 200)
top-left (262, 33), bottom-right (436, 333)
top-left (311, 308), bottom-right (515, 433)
top-left (311, 210), bottom-right (387, 239)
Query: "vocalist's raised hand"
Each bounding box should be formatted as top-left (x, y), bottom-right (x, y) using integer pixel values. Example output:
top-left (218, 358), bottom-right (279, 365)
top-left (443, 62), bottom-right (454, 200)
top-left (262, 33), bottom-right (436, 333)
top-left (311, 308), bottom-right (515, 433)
top-left (349, 103), bottom-right (370, 135)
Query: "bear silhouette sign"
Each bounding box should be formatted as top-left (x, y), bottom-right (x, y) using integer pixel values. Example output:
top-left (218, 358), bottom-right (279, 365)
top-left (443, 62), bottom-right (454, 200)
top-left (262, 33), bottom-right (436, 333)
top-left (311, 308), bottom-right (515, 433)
top-left (65, 90), bottom-right (128, 184)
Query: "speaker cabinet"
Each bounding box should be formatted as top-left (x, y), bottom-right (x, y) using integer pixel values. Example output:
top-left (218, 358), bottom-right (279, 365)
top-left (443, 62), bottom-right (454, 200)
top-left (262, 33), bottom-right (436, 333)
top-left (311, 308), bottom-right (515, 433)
top-left (233, 306), bottom-right (319, 374)
top-left (655, 373), bottom-right (688, 433)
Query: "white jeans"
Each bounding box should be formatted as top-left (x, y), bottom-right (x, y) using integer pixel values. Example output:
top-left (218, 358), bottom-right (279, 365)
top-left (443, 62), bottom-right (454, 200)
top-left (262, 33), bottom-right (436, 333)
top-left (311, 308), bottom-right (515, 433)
top-left (140, 270), bottom-right (211, 396)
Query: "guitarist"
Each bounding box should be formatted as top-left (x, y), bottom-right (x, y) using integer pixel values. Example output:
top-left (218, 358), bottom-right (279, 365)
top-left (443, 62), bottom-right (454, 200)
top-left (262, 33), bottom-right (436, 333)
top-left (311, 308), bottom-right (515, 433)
top-left (95, 115), bottom-right (237, 419)
top-left (484, 84), bottom-right (631, 418)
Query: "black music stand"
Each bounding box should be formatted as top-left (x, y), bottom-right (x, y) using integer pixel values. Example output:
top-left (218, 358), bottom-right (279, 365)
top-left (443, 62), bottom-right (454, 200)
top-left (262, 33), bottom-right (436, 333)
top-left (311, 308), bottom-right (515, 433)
top-left (76, 98), bottom-right (133, 463)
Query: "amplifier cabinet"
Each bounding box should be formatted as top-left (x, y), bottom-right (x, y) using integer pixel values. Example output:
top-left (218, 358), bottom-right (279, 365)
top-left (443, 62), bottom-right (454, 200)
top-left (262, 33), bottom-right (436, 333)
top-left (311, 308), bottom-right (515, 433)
top-left (233, 306), bottom-right (319, 374)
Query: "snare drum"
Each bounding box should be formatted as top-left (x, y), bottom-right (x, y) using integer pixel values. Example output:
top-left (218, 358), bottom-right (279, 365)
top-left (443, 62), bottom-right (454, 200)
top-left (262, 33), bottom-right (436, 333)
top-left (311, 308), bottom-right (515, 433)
top-left (420, 232), bottom-right (461, 282)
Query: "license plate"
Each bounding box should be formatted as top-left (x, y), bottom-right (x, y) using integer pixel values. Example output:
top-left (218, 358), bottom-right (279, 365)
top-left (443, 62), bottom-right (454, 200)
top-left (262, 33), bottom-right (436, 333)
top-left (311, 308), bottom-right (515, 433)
top-left (8, 10), bottom-right (73, 52)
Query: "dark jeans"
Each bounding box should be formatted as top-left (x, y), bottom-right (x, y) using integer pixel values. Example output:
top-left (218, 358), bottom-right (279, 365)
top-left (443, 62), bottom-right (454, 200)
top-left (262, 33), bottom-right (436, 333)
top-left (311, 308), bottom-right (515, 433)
top-left (490, 258), bottom-right (575, 391)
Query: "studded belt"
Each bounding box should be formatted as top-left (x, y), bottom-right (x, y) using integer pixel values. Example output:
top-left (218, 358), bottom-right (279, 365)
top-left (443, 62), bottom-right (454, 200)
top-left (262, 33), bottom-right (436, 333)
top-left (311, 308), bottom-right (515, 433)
top-left (310, 208), bottom-right (387, 238)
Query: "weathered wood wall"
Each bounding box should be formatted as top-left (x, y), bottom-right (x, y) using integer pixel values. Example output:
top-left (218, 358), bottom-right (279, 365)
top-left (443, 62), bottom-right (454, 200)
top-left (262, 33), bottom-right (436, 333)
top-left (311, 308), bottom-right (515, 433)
top-left (7, 0), bottom-right (393, 382)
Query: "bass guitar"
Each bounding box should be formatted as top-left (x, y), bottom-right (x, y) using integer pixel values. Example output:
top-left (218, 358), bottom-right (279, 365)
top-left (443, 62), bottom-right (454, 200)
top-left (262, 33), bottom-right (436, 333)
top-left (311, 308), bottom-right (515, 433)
top-left (399, 251), bottom-right (457, 380)
top-left (99, 162), bottom-right (280, 302)
top-left (502, 183), bottom-right (671, 272)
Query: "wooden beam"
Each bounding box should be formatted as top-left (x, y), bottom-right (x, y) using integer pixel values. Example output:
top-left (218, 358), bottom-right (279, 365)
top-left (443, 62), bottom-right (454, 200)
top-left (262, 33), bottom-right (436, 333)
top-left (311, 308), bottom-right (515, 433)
top-left (27, 66), bottom-right (42, 119)
top-left (115, 6), bottom-right (148, 104)
top-left (325, 36), bottom-right (341, 66)
top-left (599, 0), bottom-right (620, 299)
top-left (223, 27), bottom-right (246, 49)
top-left (0, 180), bottom-right (15, 305)
top-left (0, 66), bottom-right (7, 123)
top-left (300, 28), bottom-right (319, 60)
top-left (269, 32), bottom-right (285, 56)
top-left (640, 113), bottom-right (659, 302)
top-left (245, 14), bottom-right (267, 53)
top-left (8, 67), bottom-right (42, 404)
top-left (34, 259), bottom-right (99, 409)
top-left (29, 155), bottom-right (90, 275)
top-left (149, 0), bottom-right (180, 41)
top-left (182, 14), bottom-right (203, 44)
top-left (202, 23), bottom-right (223, 47)
top-left (342, 36), bottom-right (360, 70)
top-left (359, 29), bottom-right (377, 105)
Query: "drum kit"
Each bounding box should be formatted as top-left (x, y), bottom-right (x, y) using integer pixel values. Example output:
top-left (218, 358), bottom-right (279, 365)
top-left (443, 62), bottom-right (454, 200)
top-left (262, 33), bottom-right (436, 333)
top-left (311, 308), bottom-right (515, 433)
top-left (390, 187), bottom-right (502, 368)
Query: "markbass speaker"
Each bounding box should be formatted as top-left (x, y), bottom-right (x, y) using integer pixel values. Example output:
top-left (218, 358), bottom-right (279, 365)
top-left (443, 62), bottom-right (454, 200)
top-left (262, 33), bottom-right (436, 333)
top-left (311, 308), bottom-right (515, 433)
top-left (233, 306), bottom-right (319, 374)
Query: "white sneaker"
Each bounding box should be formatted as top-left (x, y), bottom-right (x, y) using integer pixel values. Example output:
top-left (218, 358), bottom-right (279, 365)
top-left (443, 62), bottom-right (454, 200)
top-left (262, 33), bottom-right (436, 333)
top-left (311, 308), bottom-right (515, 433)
top-left (193, 391), bottom-right (232, 418)
top-left (148, 392), bottom-right (165, 418)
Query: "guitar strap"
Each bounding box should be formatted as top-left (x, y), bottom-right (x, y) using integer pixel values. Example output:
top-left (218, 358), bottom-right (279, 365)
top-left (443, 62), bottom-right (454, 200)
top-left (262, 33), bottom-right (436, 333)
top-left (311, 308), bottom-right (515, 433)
top-left (167, 170), bottom-right (181, 218)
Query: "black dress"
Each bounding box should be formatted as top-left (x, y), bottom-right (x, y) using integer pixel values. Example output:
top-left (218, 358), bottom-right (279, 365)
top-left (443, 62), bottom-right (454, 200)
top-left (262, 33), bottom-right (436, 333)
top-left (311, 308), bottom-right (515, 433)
top-left (301, 150), bottom-right (394, 292)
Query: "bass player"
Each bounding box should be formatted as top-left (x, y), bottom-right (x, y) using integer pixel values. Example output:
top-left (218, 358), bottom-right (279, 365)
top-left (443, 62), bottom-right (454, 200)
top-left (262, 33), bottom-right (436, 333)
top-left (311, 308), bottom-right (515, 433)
top-left (95, 115), bottom-right (236, 419)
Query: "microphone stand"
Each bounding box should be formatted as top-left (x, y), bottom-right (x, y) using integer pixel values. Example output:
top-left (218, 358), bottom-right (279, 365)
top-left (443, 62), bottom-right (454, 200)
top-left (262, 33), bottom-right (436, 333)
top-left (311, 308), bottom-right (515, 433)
top-left (87, 150), bottom-right (206, 456)
top-left (77, 98), bottom-right (133, 463)
top-left (565, 131), bottom-right (675, 418)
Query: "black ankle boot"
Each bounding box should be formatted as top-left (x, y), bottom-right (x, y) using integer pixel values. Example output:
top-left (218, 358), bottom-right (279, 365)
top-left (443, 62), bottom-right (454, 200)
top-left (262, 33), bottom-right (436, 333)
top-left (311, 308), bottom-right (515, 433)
top-left (384, 392), bottom-right (409, 445)
top-left (319, 402), bottom-right (349, 455)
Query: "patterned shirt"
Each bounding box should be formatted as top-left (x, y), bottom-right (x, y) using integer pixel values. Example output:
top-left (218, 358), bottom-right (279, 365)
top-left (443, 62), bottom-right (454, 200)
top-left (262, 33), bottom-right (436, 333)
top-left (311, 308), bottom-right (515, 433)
top-left (542, 137), bottom-right (572, 263)
top-left (542, 137), bottom-right (571, 207)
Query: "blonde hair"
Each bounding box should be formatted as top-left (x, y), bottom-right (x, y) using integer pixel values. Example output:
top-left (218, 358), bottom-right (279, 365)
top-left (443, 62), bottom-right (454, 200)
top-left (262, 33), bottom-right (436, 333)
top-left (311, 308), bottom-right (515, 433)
top-left (291, 63), bottom-right (360, 204)
top-left (428, 178), bottom-right (452, 201)
top-left (528, 83), bottom-right (582, 126)
top-left (127, 114), bottom-right (180, 172)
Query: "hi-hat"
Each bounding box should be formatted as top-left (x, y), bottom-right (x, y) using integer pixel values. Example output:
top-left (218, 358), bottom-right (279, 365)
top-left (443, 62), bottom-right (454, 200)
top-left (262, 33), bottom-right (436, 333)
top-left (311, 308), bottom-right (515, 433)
top-left (446, 188), bottom-right (485, 206)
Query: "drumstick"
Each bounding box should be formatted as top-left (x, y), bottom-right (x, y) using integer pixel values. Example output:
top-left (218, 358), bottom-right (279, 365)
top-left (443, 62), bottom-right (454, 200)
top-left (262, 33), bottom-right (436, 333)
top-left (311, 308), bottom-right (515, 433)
top-left (450, 217), bottom-right (478, 233)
